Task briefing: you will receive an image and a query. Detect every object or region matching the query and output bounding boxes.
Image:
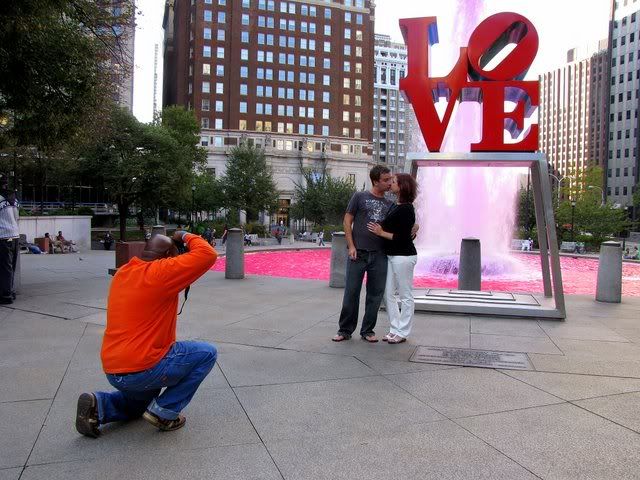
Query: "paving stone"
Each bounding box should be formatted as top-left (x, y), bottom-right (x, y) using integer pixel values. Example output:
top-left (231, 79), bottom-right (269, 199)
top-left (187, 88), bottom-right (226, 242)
top-left (0, 400), bottom-right (50, 469)
top-left (355, 354), bottom-right (460, 375)
top-left (470, 333), bottom-right (562, 355)
top-left (388, 367), bottom-right (561, 418)
top-left (470, 318), bottom-right (546, 337)
top-left (30, 388), bottom-right (259, 465)
top-left (0, 468), bottom-right (21, 480)
top-left (458, 403), bottom-right (640, 479)
top-left (22, 444), bottom-right (281, 480)
top-left (501, 370), bottom-right (640, 401)
top-left (266, 420), bottom-right (538, 480)
top-left (539, 323), bottom-right (630, 342)
top-left (218, 345), bottom-right (375, 386)
top-left (575, 391), bottom-right (640, 432)
top-left (234, 376), bottom-right (444, 441)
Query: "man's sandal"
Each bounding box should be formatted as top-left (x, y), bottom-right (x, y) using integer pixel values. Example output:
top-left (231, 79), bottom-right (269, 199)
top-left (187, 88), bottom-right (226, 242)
top-left (332, 334), bottom-right (352, 342)
top-left (142, 411), bottom-right (186, 432)
top-left (361, 334), bottom-right (379, 343)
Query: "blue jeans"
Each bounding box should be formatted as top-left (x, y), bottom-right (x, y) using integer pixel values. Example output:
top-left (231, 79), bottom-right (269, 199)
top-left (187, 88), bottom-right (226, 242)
top-left (338, 249), bottom-right (388, 337)
top-left (94, 341), bottom-right (217, 423)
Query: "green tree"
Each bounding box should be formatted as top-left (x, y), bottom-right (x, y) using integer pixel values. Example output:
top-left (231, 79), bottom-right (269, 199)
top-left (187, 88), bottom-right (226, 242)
top-left (556, 197), bottom-right (629, 247)
top-left (516, 184), bottom-right (535, 237)
top-left (221, 144), bottom-right (279, 222)
top-left (290, 169), bottom-right (356, 225)
top-left (0, 0), bottom-right (134, 150)
top-left (192, 172), bottom-right (225, 220)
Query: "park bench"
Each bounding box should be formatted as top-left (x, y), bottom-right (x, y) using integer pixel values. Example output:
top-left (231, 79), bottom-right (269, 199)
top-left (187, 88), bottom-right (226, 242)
top-left (511, 239), bottom-right (526, 250)
top-left (560, 241), bottom-right (577, 253)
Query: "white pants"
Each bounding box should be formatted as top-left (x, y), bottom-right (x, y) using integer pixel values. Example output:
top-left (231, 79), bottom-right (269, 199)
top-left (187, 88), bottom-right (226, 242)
top-left (384, 255), bottom-right (417, 338)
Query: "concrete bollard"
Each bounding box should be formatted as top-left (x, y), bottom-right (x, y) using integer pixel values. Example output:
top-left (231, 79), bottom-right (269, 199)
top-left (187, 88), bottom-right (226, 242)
top-left (329, 232), bottom-right (348, 288)
top-left (458, 238), bottom-right (481, 291)
top-left (596, 241), bottom-right (622, 303)
top-left (151, 225), bottom-right (166, 238)
top-left (225, 228), bottom-right (244, 279)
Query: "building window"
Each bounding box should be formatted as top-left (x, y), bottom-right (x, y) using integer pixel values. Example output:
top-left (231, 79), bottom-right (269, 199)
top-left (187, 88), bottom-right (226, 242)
top-left (242, 0), bottom-right (250, 7)
top-left (201, 117), bottom-right (210, 128)
top-left (323, 92), bottom-right (330, 102)
top-left (344, 78), bottom-right (351, 88)
top-left (217, 29), bottom-right (225, 40)
top-left (240, 66), bottom-right (248, 77)
top-left (343, 111), bottom-right (350, 122)
top-left (202, 99), bottom-right (210, 111)
top-left (324, 25), bottom-right (331, 35)
top-left (241, 31), bottom-right (249, 43)
top-left (204, 10), bottom-right (212, 21)
top-left (324, 8), bottom-right (331, 19)
top-left (242, 14), bottom-right (249, 25)
top-left (215, 82), bottom-right (224, 94)
top-left (239, 119), bottom-right (247, 130)
top-left (203, 46), bottom-right (211, 57)
top-left (323, 58), bottom-right (331, 69)
top-left (322, 108), bottom-right (329, 119)
top-left (203, 63), bottom-right (211, 75)
top-left (239, 102), bottom-right (247, 113)
top-left (202, 81), bottom-right (211, 93)
top-left (204, 27), bottom-right (212, 39)
top-left (354, 112), bottom-right (361, 123)
top-left (216, 65), bottom-right (224, 76)
top-left (215, 119), bottom-right (223, 129)
top-left (218, 11), bottom-right (225, 23)
top-left (324, 42), bottom-right (331, 52)
top-left (215, 101), bottom-right (223, 112)
top-left (240, 84), bottom-right (248, 95)
top-left (217, 47), bottom-right (225, 59)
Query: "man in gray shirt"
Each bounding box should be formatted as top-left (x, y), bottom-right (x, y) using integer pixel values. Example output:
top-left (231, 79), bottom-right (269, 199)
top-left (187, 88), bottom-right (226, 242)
top-left (332, 165), bottom-right (393, 343)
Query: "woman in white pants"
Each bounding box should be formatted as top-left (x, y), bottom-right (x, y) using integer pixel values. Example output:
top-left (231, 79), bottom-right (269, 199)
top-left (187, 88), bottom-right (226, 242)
top-left (367, 174), bottom-right (418, 344)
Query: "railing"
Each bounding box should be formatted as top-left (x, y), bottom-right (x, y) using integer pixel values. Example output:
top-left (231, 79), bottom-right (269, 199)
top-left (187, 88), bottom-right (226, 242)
top-left (19, 202), bottom-right (117, 215)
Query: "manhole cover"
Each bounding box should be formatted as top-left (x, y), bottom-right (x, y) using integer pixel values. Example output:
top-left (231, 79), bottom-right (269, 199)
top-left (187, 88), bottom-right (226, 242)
top-left (410, 346), bottom-right (532, 370)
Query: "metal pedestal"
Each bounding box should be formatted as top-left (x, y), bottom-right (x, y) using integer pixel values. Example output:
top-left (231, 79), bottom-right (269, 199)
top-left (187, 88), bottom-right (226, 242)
top-left (410, 152), bottom-right (565, 320)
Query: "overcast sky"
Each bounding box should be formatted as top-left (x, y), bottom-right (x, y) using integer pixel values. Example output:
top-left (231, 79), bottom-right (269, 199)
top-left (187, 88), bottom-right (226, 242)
top-left (132, 0), bottom-right (611, 123)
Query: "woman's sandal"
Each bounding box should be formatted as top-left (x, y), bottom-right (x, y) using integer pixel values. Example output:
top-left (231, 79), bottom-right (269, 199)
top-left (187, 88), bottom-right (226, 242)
top-left (382, 332), bottom-right (394, 342)
top-left (387, 335), bottom-right (407, 344)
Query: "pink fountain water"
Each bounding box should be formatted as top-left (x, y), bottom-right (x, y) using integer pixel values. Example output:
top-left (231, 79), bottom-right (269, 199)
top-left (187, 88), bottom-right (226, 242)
top-left (412, 0), bottom-right (527, 277)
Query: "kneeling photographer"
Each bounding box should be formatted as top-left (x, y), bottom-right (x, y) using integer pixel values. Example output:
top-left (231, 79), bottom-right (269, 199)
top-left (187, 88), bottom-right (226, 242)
top-left (76, 230), bottom-right (217, 437)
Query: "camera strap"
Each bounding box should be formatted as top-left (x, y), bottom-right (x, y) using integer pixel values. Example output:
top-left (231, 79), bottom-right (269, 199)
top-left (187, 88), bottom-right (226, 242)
top-left (177, 285), bottom-right (190, 315)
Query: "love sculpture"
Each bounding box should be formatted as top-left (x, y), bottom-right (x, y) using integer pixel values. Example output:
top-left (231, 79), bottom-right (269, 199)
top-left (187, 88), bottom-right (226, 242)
top-left (400, 12), bottom-right (539, 152)
top-left (402, 13), bottom-right (566, 320)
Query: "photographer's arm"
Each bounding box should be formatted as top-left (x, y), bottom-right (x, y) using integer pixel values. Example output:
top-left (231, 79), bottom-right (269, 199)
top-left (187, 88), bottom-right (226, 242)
top-left (152, 234), bottom-right (218, 293)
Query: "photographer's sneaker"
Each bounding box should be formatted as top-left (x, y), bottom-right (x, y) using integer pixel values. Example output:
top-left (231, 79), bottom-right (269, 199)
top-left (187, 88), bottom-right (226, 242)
top-left (142, 410), bottom-right (186, 432)
top-left (75, 393), bottom-right (100, 438)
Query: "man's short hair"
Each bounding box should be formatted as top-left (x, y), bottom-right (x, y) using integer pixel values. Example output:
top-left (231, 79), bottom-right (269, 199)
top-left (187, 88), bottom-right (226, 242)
top-left (370, 165), bottom-right (391, 185)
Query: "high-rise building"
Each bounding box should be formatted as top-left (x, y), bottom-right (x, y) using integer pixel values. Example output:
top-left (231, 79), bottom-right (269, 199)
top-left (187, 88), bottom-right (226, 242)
top-left (162, 0), bottom-right (376, 226)
top-left (539, 40), bottom-right (609, 195)
top-left (112, 0), bottom-right (135, 111)
top-left (608, 0), bottom-right (640, 213)
top-left (372, 34), bottom-right (409, 173)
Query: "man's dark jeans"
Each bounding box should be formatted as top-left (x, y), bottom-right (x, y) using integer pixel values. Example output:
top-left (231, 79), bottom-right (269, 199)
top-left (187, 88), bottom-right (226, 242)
top-left (338, 249), bottom-right (388, 338)
top-left (0, 239), bottom-right (18, 302)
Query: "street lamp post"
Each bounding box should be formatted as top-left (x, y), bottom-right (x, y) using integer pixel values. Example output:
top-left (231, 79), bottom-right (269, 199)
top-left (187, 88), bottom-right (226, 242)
top-left (191, 184), bottom-right (196, 230)
top-left (623, 206), bottom-right (629, 251)
top-left (549, 173), bottom-right (567, 204)
top-left (587, 185), bottom-right (605, 206)
top-left (571, 201), bottom-right (576, 242)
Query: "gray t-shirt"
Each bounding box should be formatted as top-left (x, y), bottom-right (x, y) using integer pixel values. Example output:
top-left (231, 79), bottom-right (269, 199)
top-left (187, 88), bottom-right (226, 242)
top-left (346, 191), bottom-right (393, 251)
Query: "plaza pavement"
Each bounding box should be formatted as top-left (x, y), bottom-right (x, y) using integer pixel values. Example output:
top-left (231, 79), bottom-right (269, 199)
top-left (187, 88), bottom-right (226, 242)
top-left (1, 247), bottom-right (640, 479)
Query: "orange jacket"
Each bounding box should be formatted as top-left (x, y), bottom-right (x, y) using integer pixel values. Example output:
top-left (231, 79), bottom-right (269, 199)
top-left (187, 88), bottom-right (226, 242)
top-left (101, 234), bottom-right (217, 374)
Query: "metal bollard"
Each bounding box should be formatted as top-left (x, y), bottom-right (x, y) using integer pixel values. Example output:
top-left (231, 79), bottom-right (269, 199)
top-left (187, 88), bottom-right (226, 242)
top-left (458, 238), bottom-right (481, 291)
top-left (329, 232), bottom-right (348, 288)
top-left (596, 241), bottom-right (622, 303)
top-left (151, 225), bottom-right (166, 238)
top-left (225, 228), bottom-right (244, 279)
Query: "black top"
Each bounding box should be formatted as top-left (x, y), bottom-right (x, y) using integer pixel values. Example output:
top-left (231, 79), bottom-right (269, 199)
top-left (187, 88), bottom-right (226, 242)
top-left (381, 203), bottom-right (417, 256)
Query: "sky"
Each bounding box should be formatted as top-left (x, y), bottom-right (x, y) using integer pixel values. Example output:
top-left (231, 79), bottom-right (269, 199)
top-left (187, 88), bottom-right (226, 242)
top-left (132, 0), bottom-right (611, 123)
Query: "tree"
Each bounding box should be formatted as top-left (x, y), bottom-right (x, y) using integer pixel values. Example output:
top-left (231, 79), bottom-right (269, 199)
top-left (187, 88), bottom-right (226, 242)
top-left (192, 172), bottom-right (225, 220)
top-left (290, 169), bottom-right (356, 226)
top-left (0, 0), bottom-right (134, 150)
top-left (516, 184), bottom-right (535, 237)
top-left (221, 144), bottom-right (279, 223)
top-left (556, 196), bottom-right (629, 247)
